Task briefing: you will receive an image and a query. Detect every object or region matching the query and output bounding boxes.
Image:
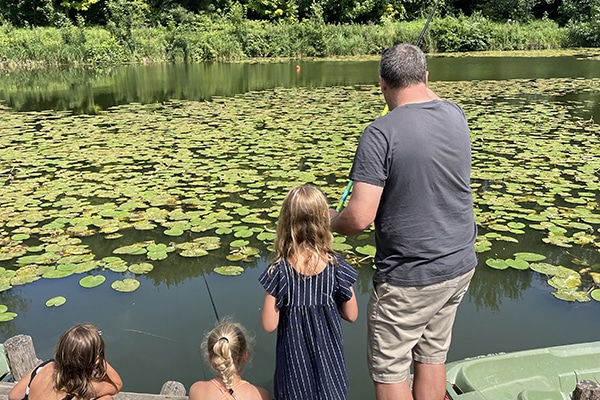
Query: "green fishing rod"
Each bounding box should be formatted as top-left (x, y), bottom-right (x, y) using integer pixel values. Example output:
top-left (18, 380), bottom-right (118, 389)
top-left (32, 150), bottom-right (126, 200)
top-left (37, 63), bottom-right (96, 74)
top-left (335, 0), bottom-right (442, 212)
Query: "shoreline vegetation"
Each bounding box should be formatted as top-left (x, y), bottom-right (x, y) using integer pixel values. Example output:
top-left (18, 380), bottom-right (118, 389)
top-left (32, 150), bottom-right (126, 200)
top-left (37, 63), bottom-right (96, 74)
top-left (1, 12), bottom-right (599, 71)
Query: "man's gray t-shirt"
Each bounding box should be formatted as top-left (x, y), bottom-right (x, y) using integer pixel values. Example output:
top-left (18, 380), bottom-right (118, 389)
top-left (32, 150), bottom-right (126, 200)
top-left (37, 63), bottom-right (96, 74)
top-left (350, 99), bottom-right (477, 286)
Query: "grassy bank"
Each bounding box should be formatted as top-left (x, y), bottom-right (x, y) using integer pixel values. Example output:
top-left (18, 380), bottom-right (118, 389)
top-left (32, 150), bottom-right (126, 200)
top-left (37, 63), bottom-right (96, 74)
top-left (0, 14), bottom-right (596, 69)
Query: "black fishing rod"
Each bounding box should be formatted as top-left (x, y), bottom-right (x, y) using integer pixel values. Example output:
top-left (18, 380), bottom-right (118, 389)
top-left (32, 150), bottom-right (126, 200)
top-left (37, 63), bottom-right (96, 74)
top-left (203, 273), bottom-right (220, 322)
top-left (416, 0), bottom-right (442, 47)
top-left (335, 0), bottom-right (442, 211)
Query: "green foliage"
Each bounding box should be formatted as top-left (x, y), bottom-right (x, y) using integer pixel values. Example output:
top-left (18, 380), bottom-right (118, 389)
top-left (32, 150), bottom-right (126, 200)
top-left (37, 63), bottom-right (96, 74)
top-left (430, 14), bottom-right (567, 51)
top-left (430, 14), bottom-right (493, 52)
top-left (106, 0), bottom-right (150, 54)
top-left (557, 0), bottom-right (600, 24)
top-left (61, 0), bottom-right (100, 12)
top-left (566, 20), bottom-right (600, 46)
top-left (474, 0), bottom-right (544, 22)
top-left (247, 0), bottom-right (298, 21)
top-left (0, 14), bottom-right (584, 67)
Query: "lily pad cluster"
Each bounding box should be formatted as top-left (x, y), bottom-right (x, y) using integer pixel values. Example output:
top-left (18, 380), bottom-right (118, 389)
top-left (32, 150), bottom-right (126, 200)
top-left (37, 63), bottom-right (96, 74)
top-left (486, 252), bottom-right (600, 302)
top-left (0, 77), bottom-right (598, 313)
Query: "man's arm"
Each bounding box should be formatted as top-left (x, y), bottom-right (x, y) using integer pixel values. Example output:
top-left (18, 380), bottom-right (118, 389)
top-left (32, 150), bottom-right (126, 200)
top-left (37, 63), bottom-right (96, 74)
top-left (330, 181), bottom-right (383, 235)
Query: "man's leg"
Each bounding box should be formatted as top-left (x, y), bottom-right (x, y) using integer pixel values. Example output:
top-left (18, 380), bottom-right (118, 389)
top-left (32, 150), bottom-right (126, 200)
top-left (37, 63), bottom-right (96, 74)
top-left (412, 361), bottom-right (446, 400)
top-left (375, 380), bottom-right (413, 400)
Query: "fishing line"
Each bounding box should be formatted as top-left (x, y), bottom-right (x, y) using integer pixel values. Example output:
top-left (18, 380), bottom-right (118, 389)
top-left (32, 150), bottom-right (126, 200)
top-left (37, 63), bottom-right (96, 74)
top-left (123, 329), bottom-right (178, 342)
top-left (335, 0), bottom-right (442, 211)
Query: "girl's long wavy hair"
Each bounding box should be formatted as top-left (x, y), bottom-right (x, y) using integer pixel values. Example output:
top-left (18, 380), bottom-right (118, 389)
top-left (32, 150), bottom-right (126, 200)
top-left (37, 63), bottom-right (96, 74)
top-left (202, 320), bottom-right (252, 395)
top-left (270, 185), bottom-right (336, 273)
top-left (53, 323), bottom-right (117, 400)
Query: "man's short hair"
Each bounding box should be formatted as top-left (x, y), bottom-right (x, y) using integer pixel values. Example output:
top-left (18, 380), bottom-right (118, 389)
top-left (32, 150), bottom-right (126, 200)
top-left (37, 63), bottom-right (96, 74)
top-left (379, 43), bottom-right (427, 89)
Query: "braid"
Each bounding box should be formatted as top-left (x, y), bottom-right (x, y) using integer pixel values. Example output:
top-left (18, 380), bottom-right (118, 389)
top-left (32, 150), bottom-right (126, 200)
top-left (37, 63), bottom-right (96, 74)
top-left (211, 338), bottom-right (236, 392)
top-left (202, 320), bottom-right (252, 399)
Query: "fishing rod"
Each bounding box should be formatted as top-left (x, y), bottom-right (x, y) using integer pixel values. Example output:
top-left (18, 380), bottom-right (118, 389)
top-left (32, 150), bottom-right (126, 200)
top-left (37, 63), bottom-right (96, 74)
top-left (335, 0), bottom-right (442, 212)
top-left (202, 273), bottom-right (220, 322)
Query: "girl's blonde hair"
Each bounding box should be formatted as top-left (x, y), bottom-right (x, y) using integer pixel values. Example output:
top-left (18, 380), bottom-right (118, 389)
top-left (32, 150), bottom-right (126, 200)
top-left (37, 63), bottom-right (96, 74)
top-left (202, 320), bottom-right (252, 394)
top-left (271, 185), bottom-right (335, 273)
top-left (53, 323), bottom-right (117, 400)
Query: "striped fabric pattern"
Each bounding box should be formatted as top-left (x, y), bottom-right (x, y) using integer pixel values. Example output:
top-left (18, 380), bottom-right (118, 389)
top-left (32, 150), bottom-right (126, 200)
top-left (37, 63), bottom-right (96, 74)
top-left (259, 255), bottom-right (358, 400)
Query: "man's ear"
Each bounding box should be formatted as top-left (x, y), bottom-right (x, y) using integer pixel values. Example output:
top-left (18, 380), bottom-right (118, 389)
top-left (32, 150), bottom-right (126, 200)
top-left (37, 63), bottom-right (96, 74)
top-left (426, 70), bottom-right (429, 85)
top-left (379, 76), bottom-right (386, 92)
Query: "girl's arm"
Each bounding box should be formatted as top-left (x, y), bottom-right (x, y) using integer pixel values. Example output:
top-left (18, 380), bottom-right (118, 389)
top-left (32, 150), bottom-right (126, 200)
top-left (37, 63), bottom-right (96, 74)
top-left (94, 361), bottom-right (123, 398)
top-left (261, 292), bottom-right (280, 333)
top-left (8, 369), bottom-right (33, 400)
top-left (338, 286), bottom-right (358, 323)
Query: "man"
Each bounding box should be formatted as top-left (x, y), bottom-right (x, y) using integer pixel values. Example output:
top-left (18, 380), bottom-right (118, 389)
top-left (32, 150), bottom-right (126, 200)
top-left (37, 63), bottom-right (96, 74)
top-left (329, 43), bottom-right (477, 400)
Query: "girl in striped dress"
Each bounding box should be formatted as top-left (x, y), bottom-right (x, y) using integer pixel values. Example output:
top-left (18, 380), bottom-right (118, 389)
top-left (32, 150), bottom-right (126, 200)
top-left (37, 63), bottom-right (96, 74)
top-left (259, 185), bottom-right (358, 400)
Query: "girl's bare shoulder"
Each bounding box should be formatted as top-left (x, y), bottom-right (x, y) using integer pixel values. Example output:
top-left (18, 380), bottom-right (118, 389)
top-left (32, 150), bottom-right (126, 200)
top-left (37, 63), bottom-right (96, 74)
top-left (188, 380), bottom-right (215, 399)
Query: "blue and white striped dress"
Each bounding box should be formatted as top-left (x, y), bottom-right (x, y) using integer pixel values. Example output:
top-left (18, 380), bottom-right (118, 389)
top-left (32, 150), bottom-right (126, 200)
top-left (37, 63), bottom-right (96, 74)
top-left (259, 255), bottom-right (358, 400)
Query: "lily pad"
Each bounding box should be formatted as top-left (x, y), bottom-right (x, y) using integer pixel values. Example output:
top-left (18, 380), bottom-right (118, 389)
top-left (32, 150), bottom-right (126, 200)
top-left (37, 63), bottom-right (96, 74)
top-left (45, 296), bottom-right (67, 307)
top-left (356, 245), bottom-right (376, 256)
top-left (113, 244), bottom-right (147, 255)
top-left (514, 252), bottom-right (546, 262)
top-left (42, 268), bottom-right (74, 279)
top-left (79, 275), bottom-right (106, 288)
top-left (0, 312), bottom-right (18, 322)
top-left (111, 278), bottom-right (141, 292)
top-left (256, 231), bottom-right (276, 241)
top-left (129, 262), bottom-right (154, 274)
top-left (230, 239), bottom-right (249, 248)
top-left (214, 266), bottom-right (244, 276)
top-left (164, 228), bottom-right (184, 237)
top-left (530, 262), bottom-right (562, 275)
top-left (11, 233), bottom-right (30, 241)
top-left (485, 258), bottom-right (509, 270)
top-left (506, 258), bottom-right (529, 270)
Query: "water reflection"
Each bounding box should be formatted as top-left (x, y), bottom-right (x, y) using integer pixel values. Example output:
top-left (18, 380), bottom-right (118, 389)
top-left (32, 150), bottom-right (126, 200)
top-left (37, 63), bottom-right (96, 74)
top-left (468, 265), bottom-right (531, 312)
top-left (1, 54), bottom-right (600, 114)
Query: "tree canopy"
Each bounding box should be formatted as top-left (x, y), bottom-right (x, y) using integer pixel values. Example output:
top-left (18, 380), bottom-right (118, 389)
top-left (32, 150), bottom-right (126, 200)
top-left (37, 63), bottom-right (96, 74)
top-left (0, 0), bottom-right (598, 30)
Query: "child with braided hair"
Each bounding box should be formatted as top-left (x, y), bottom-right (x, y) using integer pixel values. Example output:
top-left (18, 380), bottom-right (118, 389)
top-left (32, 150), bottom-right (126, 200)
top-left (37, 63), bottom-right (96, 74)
top-left (189, 321), bottom-right (271, 400)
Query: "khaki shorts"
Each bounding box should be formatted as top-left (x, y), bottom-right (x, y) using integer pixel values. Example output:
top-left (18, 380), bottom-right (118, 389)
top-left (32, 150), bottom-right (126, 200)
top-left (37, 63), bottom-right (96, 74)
top-left (367, 269), bottom-right (475, 383)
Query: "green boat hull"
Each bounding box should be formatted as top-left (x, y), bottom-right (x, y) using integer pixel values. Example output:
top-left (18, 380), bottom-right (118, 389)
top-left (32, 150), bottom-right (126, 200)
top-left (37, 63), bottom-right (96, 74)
top-left (445, 341), bottom-right (600, 400)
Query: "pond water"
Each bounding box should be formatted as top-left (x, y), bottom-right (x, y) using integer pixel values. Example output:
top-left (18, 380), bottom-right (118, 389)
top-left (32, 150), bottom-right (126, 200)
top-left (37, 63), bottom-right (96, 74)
top-left (1, 53), bottom-right (600, 399)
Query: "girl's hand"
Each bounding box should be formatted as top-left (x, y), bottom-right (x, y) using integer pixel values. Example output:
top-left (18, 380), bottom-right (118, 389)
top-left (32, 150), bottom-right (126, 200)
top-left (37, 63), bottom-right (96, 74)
top-left (338, 287), bottom-right (358, 323)
top-left (261, 292), bottom-right (280, 333)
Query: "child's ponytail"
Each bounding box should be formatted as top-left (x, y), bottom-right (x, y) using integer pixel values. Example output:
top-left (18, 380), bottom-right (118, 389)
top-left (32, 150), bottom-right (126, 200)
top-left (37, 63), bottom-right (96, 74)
top-left (211, 337), bottom-right (236, 393)
top-left (202, 320), bottom-right (253, 398)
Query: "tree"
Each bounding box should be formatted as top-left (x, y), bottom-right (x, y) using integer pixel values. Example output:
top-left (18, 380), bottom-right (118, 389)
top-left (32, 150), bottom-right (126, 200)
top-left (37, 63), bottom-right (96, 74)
top-left (473, 0), bottom-right (542, 21)
top-left (246, 0), bottom-right (298, 20)
top-left (558, 0), bottom-right (600, 23)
